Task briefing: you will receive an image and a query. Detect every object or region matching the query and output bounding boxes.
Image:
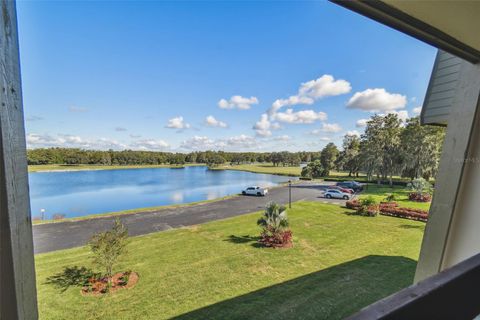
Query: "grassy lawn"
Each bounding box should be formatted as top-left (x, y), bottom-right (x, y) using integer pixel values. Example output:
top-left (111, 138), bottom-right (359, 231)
top-left (359, 184), bottom-right (431, 210)
top-left (214, 163), bottom-right (302, 176)
top-left (28, 163), bottom-right (203, 173)
top-left (35, 202), bottom-right (424, 320)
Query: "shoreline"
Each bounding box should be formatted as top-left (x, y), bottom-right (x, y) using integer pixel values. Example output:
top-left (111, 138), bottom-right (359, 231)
top-left (28, 163), bottom-right (204, 173)
top-left (31, 180), bottom-right (298, 226)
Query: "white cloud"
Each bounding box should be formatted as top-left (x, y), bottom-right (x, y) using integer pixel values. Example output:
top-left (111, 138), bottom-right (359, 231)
top-left (268, 74), bottom-right (351, 115)
top-left (205, 115), bottom-right (227, 128)
top-left (253, 114), bottom-right (273, 137)
top-left (273, 135), bottom-right (291, 141)
top-left (130, 139), bottom-right (170, 151)
top-left (26, 133), bottom-right (128, 150)
top-left (356, 119), bottom-right (369, 128)
top-left (115, 127), bottom-right (127, 132)
top-left (389, 110), bottom-right (409, 122)
top-left (347, 88), bottom-right (407, 112)
top-left (180, 136), bottom-right (218, 150)
top-left (379, 110), bottom-right (409, 122)
top-left (26, 133), bottom-right (170, 151)
top-left (321, 123), bottom-right (342, 133)
top-left (274, 109), bottom-right (327, 124)
top-left (412, 106), bottom-right (422, 115)
top-left (346, 130), bottom-right (360, 137)
top-left (180, 134), bottom-right (259, 151)
top-left (165, 116), bottom-right (190, 130)
top-left (310, 123), bottom-right (342, 135)
top-left (68, 106), bottom-right (88, 113)
top-left (218, 95), bottom-right (259, 110)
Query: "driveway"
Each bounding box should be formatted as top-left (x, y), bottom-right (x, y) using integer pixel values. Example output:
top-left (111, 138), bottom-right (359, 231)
top-left (33, 181), bottom-right (348, 254)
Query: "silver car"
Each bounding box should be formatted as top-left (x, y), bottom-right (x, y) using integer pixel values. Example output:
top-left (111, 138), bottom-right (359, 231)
top-left (324, 189), bottom-right (351, 200)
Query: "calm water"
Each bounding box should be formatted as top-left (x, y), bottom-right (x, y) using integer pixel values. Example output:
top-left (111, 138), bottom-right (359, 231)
top-left (28, 166), bottom-right (295, 219)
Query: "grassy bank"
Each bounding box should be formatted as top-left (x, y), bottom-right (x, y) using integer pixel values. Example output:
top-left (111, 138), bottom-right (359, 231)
top-left (212, 163), bottom-right (302, 176)
top-left (36, 202), bottom-right (424, 320)
top-left (32, 195), bottom-right (238, 225)
top-left (28, 163), bottom-right (203, 173)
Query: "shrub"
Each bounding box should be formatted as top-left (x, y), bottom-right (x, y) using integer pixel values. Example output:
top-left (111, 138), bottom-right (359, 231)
top-left (257, 202), bottom-right (292, 248)
top-left (407, 178), bottom-right (432, 202)
top-left (379, 206), bottom-right (429, 222)
top-left (88, 218), bottom-right (129, 285)
top-left (408, 192), bottom-right (432, 202)
top-left (346, 199), bottom-right (361, 210)
top-left (357, 196), bottom-right (379, 216)
top-left (385, 194), bottom-right (396, 202)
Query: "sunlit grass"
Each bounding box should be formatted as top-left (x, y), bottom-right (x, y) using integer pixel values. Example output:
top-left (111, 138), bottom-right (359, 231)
top-left (359, 184), bottom-right (431, 210)
top-left (35, 202), bottom-right (424, 320)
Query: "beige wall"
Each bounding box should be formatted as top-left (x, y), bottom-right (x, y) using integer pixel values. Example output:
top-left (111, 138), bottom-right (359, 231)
top-left (442, 110), bottom-right (480, 268)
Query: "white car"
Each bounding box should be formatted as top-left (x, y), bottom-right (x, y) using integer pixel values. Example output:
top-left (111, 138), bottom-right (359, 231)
top-left (324, 189), bottom-right (351, 200)
top-left (242, 186), bottom-right (268, 196)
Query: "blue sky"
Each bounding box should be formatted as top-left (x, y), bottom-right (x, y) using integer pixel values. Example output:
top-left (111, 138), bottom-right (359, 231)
top-left (17, 0), bottom-right (436, 152)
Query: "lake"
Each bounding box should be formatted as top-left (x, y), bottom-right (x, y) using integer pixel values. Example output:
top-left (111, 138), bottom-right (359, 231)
top-left (28, 166), bottom-right (295, 219)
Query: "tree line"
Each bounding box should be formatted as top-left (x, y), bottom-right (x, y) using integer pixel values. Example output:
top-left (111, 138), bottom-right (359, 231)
top-left (28, 115), bottom-right (445, 183)
top-left (27, 148), bottom-right (318, 167)
top-left (302, 115), bottom-right (445, 184)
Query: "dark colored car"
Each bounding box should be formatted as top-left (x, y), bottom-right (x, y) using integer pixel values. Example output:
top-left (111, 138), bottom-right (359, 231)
top-left (336, 181), bottom-right (363, 192)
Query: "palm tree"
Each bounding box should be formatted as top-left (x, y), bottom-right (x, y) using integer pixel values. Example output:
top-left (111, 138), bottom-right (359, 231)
top-left (257, 202), bottom-right (289, 233)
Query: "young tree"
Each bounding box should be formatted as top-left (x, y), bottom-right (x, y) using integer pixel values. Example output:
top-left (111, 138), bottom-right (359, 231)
top-left (320, 143), bottom-right (339, 176)
top-left (88, 218), bottom-right (128, 285)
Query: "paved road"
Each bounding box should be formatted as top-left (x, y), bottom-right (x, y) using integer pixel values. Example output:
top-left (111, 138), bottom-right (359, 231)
top-left (33, 182), bottom-right (346, 254)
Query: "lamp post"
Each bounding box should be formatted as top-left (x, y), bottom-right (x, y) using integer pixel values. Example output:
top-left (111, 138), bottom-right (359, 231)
top-left (40, 208), bottom-right (45, 221)
top-left (288, 180), bottom-right (292, 209)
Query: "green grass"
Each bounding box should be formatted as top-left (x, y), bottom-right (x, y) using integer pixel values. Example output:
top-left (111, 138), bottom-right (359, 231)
top-left (213, 163), bottom-right (302, 176)
top-left (35, 202), bottom-right (424, 320)
top-left (28, 163), bottom-right (203, 173)
top-left (360, 184), bottom-right (431, 210)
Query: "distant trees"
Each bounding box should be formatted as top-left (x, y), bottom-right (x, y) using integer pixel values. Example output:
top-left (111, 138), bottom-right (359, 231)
top-left (207, 154), bottom-right (226, 167)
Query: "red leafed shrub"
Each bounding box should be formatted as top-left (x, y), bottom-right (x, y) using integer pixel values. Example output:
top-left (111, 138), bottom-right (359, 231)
top-left (379, 202), bottom-right (399, 208)
top-left (257, 202), bottom-right (292, 248)
top-left (357, 205), bottom-right (379, 217)
top-left (346, 199), bottom-right (379, 216)
top-left (259, 228), bottom-right (293, 248)
top-left (380, 206), bottom-right (429, 222)
top-left (408, 192), bottom-right (432, 202)
top-left (346, 199), bottom-right (361, 210)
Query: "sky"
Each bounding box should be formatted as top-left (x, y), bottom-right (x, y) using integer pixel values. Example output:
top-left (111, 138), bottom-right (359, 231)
top-left (17, 0), bottom-right (437, 152)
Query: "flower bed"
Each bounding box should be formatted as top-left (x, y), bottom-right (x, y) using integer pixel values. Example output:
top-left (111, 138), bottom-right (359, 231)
top-left (346, 199), bottom-right (361, 210)
top-left (379, 206), bottom-right (428, 222)
top-left (408, 192), bottom-right (432, 202)
top-left (259, 229), bottom-right (293, 248)
top-left (82, 271), bottom-right (139, 296)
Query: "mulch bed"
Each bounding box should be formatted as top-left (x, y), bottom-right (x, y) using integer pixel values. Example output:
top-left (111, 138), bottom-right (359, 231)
top-left (81, 271), bottom-right (139, 296)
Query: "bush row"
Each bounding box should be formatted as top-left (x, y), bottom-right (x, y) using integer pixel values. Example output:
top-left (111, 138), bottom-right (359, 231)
top-left (346, 200), bottom-right (429, 222)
